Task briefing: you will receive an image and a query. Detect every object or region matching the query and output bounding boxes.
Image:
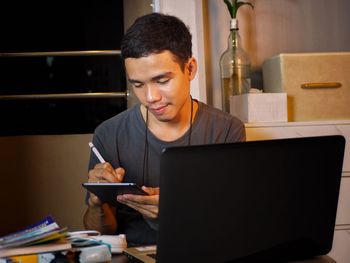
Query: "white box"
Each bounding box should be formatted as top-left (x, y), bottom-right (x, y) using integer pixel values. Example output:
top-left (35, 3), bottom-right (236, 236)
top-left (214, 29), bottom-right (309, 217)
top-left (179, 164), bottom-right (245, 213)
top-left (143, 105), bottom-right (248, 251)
top-left (230, 93), bottom-right (288, 123)
top-left (263, 52), bottom-right (350, 121)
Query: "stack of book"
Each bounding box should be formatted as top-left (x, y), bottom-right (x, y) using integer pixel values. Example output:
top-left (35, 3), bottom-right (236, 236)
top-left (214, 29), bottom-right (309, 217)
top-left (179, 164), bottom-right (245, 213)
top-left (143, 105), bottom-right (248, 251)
top-left (0, 216), bottom-right (71, 259)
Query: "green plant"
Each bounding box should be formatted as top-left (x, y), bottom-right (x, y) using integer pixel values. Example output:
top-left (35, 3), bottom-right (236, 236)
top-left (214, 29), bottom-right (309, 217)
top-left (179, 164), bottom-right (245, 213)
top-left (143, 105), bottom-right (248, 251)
top-left (224, 0), bottom-right (254, 19)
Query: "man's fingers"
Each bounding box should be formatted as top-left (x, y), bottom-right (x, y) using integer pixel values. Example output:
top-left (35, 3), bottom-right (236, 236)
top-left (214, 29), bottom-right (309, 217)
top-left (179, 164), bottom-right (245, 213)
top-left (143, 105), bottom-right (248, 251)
top-left (123, 202), bottom-right (158, 219)
top-left (88, 193), bottom-right (102, 207)
top-left (119, 194), bottom-right (159, 205)
top-left (88, 162), bottom-right (119, 182)
top-left (115, 167), bottom-right (125, 182)
top-left (142, 187), bottom-right (160, 196)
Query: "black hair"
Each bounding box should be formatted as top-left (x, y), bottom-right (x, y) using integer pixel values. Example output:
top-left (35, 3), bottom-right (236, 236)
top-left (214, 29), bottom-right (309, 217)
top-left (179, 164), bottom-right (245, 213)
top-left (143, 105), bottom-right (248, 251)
top-left (121, 13), bottom-right (192, 70)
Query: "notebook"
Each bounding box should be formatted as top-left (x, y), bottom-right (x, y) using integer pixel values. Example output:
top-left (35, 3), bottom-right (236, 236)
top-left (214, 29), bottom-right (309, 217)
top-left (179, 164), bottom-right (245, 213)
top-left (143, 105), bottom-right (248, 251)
top-left (123, 135), bottom-right (345, 263)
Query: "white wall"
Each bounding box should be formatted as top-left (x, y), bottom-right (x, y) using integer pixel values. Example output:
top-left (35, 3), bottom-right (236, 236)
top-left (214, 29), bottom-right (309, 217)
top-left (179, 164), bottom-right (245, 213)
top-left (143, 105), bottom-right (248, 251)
top-left (154, 0), bottom-right (207, 103)
top-left (124, 0), bottom-right (154, 108)
top-left (205, 0), bottom-right (350, 109)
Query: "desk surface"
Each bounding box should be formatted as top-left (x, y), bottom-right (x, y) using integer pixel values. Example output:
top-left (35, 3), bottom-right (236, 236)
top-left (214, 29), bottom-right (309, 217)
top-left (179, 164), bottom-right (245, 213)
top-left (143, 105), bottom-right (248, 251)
top-left (289, 255), bottom-right (336, 263)
top-left (111, 254), bottom-right (336, 263)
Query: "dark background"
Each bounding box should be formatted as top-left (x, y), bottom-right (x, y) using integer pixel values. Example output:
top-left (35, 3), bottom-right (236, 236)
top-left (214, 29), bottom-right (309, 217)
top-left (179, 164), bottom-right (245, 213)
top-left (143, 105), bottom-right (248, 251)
top-left (0, 1), bottom-right (127, 136)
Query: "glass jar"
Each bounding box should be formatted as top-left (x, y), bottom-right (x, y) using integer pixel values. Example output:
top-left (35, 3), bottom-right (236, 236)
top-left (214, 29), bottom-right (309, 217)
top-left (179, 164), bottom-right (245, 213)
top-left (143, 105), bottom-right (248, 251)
top-left (220, 18), bottom-right (251, 113)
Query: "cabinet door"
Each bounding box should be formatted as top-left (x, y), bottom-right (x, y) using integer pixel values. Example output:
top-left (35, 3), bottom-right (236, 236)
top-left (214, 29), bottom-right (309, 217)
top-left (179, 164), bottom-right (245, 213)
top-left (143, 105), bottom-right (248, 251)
top-left (246, 125), bottom-right (342, 141)
top-left (246, 124), bottom-right (350, 172)
top-left (246, 126), bottom-right (301, 141)
top-left (335, 125), bottom-right (350, 172)
top-left (328, 229), bottom-right (350, 263)
top-left (246, 123), bottom-right (350, 263)
top-left (335, 177), bottom-right (350, 226)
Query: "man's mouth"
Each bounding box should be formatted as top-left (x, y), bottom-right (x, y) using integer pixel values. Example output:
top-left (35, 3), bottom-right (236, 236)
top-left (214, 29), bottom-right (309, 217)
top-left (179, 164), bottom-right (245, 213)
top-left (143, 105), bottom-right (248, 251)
top-left (149, 105), bottom-right (167, 115)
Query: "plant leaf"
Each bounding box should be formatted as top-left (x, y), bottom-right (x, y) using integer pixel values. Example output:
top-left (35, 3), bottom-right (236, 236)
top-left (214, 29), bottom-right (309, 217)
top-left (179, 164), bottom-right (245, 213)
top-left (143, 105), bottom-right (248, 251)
top-left (237, 2), bottom-right (254, 11)
top-left (224, 0), bottom-right (234, 18)
top-left (224, 0), bottom-right (253, 19)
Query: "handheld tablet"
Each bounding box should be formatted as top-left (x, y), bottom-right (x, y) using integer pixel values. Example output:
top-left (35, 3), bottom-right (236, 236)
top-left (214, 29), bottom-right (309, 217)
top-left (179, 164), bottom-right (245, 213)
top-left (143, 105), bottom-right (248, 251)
top-left (82, 183), bottom-right (148, 206)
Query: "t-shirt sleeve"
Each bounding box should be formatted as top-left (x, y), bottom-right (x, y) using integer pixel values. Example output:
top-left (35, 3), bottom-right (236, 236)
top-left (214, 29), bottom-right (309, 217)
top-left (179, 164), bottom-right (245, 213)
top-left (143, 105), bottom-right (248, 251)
top-left (226, 117), bottom-right (246, 142)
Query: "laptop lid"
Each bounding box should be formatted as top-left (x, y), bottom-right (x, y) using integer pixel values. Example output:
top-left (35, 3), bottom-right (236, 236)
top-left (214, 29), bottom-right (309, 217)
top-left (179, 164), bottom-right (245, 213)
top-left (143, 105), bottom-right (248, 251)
top-left (157, 135), bottom-right (345, 263)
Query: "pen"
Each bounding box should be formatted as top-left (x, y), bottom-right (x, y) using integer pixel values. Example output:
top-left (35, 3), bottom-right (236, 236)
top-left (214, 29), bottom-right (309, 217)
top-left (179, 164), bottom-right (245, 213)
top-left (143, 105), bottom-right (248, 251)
top-left (89, 142), bottom-right (106, 163)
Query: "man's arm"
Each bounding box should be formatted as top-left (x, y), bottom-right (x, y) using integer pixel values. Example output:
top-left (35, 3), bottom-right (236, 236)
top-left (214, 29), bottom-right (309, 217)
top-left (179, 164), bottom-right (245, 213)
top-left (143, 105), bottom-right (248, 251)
top-left (83, 196), bottom-right (117, 234)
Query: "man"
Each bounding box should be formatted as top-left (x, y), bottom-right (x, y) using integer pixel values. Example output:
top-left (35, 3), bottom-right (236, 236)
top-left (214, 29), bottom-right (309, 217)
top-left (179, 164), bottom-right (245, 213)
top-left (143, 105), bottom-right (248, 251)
top-left (83, 12), bottom-right (245, 246)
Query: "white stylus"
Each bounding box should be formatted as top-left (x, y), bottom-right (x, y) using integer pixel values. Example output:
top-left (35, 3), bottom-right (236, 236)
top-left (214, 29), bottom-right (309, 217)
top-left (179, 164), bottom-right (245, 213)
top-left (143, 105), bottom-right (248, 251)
top-left (88, 142), bottom-right (106, 163)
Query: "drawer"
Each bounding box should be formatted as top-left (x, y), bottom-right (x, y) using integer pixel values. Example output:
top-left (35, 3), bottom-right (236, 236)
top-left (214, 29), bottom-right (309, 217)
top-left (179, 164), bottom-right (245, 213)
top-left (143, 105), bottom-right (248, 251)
top-left (246, 123), bottom-right (350, 172)
top-left (246, 126), bottom-right (301, 141)
top-left (336, 125), bottom-right (350, 172)
top-left (335, 177), bottom-right (350, 226)
top-left (328, 229), bottom-right (350, 263)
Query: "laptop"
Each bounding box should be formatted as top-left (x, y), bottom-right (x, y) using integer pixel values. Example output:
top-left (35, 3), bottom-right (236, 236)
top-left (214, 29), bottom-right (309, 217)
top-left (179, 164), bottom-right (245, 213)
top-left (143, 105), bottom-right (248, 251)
top-left (124, 135), bottom-right (345, 263)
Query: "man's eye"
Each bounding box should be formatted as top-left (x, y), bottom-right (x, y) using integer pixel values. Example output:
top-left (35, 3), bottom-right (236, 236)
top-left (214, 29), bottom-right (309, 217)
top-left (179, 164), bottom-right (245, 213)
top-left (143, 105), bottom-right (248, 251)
top-left (157, 79), bottom-right (170, 85)
top-left (133, 83), bottom-right (143, 88)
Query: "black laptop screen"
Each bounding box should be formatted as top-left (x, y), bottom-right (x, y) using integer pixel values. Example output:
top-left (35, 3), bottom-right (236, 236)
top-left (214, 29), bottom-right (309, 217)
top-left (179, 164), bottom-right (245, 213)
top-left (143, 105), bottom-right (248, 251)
top-left (157, 136), bottom-right (345, 263)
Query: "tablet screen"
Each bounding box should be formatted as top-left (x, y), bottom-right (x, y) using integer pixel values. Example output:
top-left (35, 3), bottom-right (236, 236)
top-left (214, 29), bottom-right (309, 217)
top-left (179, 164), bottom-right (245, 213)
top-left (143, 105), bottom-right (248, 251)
top-left (82, 183), bottom-right (148, 205)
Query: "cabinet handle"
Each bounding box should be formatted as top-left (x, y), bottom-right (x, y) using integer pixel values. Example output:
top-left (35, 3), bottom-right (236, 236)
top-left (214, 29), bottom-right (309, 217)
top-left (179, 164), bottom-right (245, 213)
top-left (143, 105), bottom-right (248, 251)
top-left (301, 82), bottom-right (342, 89)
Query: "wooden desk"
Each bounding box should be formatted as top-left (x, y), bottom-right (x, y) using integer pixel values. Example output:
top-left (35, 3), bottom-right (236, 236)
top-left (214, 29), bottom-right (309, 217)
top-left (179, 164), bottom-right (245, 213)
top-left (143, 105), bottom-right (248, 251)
top-left (289, 255), bottom-right (336, 263)
top-left (111, 254), bottom-right (129, 263)
top-left (111, 254), bottom-right (336, 263)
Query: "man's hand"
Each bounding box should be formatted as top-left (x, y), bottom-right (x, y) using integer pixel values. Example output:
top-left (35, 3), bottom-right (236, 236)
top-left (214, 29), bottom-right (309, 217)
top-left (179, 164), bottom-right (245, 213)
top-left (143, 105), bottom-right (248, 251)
top-left (116, 187), bottom-right (160, 219)
top-left (87, 163), bottom-right (125, 206)
top-left (88, 163), bottom-right (124, 183)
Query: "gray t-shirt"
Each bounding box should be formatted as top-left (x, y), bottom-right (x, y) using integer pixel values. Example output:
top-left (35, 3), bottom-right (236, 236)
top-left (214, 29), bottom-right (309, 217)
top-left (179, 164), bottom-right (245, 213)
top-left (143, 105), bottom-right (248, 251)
top-left (88, 100), bottom-right (245, 246)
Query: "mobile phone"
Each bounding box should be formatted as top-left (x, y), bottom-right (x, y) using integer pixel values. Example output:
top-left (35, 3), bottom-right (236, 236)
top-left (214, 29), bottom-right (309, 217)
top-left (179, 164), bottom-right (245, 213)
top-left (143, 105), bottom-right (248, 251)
top-left (82, 182), bottom-right (148, 206)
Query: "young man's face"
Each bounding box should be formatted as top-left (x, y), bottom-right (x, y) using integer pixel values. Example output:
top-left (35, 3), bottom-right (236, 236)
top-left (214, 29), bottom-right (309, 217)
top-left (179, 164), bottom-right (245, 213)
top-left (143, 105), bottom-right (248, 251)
top-left (125, 51), bottom-right (197, 123)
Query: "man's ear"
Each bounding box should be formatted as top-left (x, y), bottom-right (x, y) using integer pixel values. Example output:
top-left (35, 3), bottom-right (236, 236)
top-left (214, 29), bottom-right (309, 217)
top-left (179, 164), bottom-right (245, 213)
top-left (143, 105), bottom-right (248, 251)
top-left (187, 57), bottom-right (197, 80)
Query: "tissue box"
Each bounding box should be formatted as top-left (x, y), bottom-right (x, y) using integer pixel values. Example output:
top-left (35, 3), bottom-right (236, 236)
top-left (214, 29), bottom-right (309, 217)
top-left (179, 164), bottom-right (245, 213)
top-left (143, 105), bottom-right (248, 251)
top-left (263, 52), bottom-right (350, 121)
top-left (230, 93), bottom-right (287, 123)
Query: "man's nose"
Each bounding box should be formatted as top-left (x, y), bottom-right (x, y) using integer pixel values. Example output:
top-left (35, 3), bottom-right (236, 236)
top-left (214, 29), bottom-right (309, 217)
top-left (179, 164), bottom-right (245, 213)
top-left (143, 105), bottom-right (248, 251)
top-left (146, 84), bottom-right (161, 102)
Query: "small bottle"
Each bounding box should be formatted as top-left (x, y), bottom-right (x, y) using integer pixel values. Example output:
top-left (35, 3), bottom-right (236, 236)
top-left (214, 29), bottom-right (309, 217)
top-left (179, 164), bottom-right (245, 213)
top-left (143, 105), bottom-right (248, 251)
top-left (220, 18), bottom-right (251, 113)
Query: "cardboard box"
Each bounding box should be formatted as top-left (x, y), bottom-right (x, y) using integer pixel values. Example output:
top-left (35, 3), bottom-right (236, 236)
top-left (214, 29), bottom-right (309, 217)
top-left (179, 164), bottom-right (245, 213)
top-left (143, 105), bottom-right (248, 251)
top-left (230, 93), bottom-right (288, 123)
top-left (263, 52), bottom-right (350, 121)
